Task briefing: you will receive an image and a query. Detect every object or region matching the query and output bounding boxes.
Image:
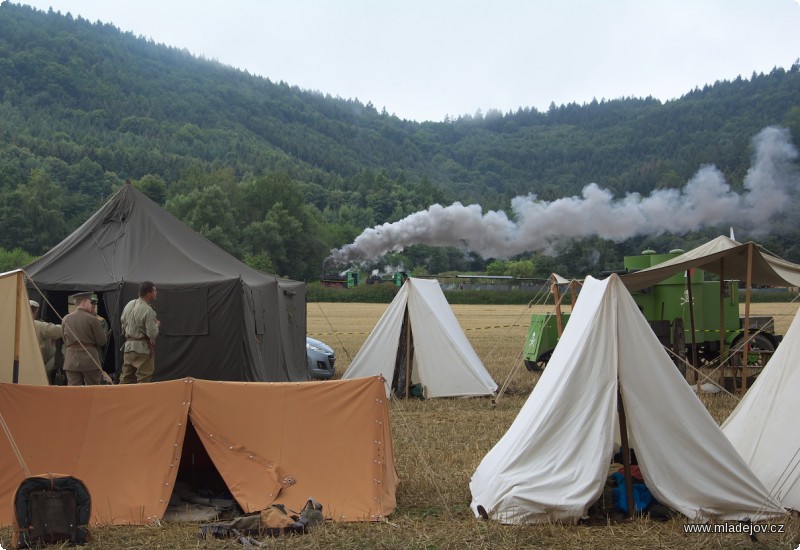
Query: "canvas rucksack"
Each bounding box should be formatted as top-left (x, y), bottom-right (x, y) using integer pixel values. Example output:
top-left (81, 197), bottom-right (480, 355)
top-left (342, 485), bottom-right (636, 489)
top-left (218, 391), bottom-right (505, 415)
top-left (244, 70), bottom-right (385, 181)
top-left (12, 474), bottom-right (91, 548)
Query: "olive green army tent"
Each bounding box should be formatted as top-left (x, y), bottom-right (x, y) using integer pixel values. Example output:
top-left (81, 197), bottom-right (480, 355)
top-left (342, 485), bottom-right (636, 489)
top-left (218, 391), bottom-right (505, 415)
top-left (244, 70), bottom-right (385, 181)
top-left (0, 270), bottom-right (47, 385)
top-left (23, 183), bottom-right (308, 382)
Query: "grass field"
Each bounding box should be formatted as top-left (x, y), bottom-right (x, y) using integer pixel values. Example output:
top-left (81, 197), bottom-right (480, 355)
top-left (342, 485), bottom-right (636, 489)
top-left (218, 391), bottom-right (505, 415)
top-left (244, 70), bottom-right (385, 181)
top-left (2, 301), bottom-right (798, 549)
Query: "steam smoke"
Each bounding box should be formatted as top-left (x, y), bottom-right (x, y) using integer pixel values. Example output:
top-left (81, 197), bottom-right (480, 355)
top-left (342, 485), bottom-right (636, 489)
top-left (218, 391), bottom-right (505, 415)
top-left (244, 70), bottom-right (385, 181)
top-left (330, 127), bottom-right (800, 265)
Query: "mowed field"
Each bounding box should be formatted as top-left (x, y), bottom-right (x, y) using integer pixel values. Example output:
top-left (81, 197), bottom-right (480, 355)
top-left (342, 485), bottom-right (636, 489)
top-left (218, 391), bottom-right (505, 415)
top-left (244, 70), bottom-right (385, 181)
top-left (2, 302), bottom-right (798, 549)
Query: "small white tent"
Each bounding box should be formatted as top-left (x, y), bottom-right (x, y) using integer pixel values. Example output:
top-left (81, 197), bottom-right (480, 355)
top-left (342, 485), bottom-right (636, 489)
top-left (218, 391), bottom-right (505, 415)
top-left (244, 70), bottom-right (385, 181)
top-left (342, 277), bottom-right (497, 398)
top-left (722, 306), bottom-right (800, 511)
top-left (470, 274), bottom-right (784, 524)
top-left (0, 270), bottom-right (47, 385)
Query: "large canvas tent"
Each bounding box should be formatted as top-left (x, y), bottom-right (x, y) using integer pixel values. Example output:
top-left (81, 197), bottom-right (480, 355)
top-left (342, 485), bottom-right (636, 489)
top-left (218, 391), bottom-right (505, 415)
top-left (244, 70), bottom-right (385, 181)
top-left (620, 235), bottom-right (800, 292)
top-left (722, 305), bottom-right (800, 511)
top-left (24, 183), bottom-right (307, 382)
top-left (342, 277), bottom-right (497, 398)
top-left (619, 235), bottom-right (800, 388)
top-left (0, 270), bottom-right (47, 385)
top-left (470, 274), bottom-right (785, 524)
top-left (0, 376), bottom-right (397, 525)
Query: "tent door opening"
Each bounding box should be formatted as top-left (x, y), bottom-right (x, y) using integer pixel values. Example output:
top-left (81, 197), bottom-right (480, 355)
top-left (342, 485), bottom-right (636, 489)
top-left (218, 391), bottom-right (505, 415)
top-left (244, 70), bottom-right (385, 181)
top-left (391, 308), bottom-right (420, 398)
top-left (169, 420), bottom-right (238, 521)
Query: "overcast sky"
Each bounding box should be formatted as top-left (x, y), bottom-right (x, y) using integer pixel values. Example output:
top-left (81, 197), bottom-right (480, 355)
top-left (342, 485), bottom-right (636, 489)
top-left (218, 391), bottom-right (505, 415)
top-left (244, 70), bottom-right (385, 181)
top-left (20, 0), bottom-right (800, 122)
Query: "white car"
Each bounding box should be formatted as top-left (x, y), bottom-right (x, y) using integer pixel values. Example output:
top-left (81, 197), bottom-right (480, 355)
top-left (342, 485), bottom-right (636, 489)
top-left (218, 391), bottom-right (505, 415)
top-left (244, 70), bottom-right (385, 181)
top-left (306, 337), bottom-right (336, 379)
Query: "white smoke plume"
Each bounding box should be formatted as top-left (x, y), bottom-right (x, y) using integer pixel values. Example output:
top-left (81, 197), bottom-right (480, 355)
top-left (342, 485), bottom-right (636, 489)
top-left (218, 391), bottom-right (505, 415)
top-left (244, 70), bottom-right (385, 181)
top-left (330, 127), bottom-right (800, 265)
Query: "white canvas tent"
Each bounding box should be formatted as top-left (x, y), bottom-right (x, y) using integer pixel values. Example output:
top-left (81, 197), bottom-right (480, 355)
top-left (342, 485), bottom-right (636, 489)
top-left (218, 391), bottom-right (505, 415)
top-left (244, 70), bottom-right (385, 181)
top-left (470, 274), bottom-right (785, 524)
top-left (621, 235), bottom-right (800, 292)
top-left (722, 306), bottom-right (800, 511)
top-left (0, 270), bottom-right (47, 385)
top-left (342, 277), bottom-right (497, 398)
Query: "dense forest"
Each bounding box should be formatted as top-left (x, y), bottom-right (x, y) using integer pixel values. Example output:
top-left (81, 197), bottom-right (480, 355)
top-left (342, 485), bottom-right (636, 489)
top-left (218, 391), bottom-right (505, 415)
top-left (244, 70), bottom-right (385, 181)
top-left (1, 2), bottom-right (800, 281)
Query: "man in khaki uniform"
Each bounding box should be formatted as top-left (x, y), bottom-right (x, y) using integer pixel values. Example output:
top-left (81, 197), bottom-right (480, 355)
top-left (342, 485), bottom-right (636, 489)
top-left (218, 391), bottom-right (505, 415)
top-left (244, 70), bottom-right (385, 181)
top-left (62, 292), bottom-right (108, 386)
top-left (30, 300), bottom-right (63, 384)
top-left (120, 281), bottom-right (159, 384)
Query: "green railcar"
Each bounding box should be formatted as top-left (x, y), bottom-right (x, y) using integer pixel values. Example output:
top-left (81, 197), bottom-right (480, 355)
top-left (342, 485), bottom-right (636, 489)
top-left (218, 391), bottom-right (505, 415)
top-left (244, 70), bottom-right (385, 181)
top-left (522, 249), bottom-right (779, 372)
top-left (320, 271), bottom-right (360, 288)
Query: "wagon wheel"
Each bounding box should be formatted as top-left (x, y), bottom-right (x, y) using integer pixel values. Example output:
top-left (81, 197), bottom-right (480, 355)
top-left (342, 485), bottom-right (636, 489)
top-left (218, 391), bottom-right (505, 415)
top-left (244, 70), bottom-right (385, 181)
top-left (729, 333), bottom-right (775, 368)
top-left (671, 318), bottom-right (686, 377)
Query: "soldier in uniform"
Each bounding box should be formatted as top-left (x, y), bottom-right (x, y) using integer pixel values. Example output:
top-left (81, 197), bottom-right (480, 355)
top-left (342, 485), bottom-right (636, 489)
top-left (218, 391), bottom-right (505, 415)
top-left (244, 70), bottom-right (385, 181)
top-left (62, 292), bottom-right (108, 386)
top-left (30, 300), bottom-right (62, 384)
top-left (120, 281), bottom-right (159, 384)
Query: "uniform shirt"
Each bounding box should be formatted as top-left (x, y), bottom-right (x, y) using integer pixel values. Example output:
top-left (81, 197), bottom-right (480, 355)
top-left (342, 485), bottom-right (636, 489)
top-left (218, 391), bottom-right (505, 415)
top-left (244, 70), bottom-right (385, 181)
top-left (62, 309), bottom-right (107, 372)
top-left (121, 298), bottom-right (159, 355)
top-left (34, 319), bottom-right (62, 364)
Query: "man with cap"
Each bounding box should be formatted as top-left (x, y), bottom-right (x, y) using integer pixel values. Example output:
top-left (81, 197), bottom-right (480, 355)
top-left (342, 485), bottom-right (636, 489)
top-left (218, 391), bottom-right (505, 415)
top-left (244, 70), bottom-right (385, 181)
top-left (62, 291), bottom-right (108, 386)
top-left (30, 299), bottom-right (62, 384)
top-left (120, 281), bottom-right (159, 384)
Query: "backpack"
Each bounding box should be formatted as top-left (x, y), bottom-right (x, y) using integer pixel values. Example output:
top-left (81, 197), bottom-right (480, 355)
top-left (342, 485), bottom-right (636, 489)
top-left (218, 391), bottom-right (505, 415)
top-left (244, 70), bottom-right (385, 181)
top-left (12, 474), bottom-right (91, 548)
top-left (199, 498), bottom-right (325, 542)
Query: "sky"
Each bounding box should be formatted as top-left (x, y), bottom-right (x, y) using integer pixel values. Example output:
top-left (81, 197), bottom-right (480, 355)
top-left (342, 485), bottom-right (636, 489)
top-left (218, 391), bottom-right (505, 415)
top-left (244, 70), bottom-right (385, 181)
top-left (19, 0), bottom-right (800, 123)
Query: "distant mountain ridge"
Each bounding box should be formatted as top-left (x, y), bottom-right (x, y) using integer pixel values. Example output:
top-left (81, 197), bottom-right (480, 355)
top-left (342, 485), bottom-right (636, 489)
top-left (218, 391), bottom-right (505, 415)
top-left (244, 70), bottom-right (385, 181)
top-left (2, 2), bottom-right (800, 279)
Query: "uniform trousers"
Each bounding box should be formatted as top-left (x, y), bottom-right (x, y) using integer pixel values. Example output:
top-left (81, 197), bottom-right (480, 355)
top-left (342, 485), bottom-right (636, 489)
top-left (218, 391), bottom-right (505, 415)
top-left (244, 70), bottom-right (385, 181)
top-left (120, 351), bottom-right (155, 384)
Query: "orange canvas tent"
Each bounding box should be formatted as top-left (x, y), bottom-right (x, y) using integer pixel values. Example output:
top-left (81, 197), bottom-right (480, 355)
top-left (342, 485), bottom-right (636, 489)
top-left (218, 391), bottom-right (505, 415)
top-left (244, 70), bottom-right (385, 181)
top-left (0, 376), bottom-right (397, 525)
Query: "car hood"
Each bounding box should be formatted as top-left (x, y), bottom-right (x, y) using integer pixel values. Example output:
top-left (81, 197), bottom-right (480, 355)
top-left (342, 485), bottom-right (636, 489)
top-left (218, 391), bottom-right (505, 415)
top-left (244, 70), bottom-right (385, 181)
top-left (306, 336), bottom-right (334, 354)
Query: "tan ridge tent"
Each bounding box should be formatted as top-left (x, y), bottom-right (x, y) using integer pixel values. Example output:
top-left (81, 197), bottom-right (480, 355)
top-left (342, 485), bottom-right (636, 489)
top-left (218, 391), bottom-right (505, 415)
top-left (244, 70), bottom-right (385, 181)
top-left (0, 270), bottom-right (47, 385)
top-left (0, 376), bottom-right (397, 525)
top-left (342, 277), bottom-right (497, 398)
top-left (470, 275), bottom-right (785, 524)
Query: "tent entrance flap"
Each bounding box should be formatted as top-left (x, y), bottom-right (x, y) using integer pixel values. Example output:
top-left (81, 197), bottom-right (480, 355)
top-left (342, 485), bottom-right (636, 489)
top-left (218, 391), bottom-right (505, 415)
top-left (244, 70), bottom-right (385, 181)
top-left (391, 307), bottom-right (417, 398)
top-left (176, 421), bottom-right (229, 499)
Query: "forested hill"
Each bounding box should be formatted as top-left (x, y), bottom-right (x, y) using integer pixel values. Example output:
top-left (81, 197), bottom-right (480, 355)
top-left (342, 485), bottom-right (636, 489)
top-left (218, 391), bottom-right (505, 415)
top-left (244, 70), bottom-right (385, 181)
top-left (2, 2), bottom-right (800, 281)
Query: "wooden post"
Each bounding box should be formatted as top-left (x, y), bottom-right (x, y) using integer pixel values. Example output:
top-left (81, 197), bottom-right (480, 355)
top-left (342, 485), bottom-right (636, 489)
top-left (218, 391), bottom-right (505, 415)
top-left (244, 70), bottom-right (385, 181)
top-left (686, 270), bottom-right (700, 389)
top-left (742, 243), bottom-right (753, 392)
top-left (404, 307), bottom-right (411, 399)
top-left (552, 281), bottom-right (564, 337)
top-left (617, 387), bottom-right (635, 518)
top-left (718, 259), bottom-right (726, 387)
top-left (570, 280), bottom-right (577, 308)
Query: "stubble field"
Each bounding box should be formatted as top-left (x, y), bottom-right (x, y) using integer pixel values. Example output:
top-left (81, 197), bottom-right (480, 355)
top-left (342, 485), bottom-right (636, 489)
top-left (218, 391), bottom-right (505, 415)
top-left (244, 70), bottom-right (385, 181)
top-left (2, 301), bottom-right (798, 549)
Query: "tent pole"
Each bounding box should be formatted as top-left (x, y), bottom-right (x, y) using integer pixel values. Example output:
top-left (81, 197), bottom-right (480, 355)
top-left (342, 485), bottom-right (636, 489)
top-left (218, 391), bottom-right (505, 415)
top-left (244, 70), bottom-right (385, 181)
top-left (552, 281), bottom-right (564, 337)
top-left (742, 243), bottom-right (753, 392)
top-left (570, 280), bottom-right (577, 308)
top-left (685, 270), bottom-right (699, 389)
top-left (13, 275), bottom-right (22, 384)
top-left (617, 387), bottom-right (635, 518)
top-left (718, 259), bottom-right (726, 388)
top-left (404, 307), bottom-right (411, 399)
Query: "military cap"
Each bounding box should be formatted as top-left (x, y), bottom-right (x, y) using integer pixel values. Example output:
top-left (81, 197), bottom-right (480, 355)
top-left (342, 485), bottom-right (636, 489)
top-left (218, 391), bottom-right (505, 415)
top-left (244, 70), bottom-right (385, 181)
top-left (29, 300), bottom-right (40, 308)
top-left (70, 291), bottom-right (93, 303)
